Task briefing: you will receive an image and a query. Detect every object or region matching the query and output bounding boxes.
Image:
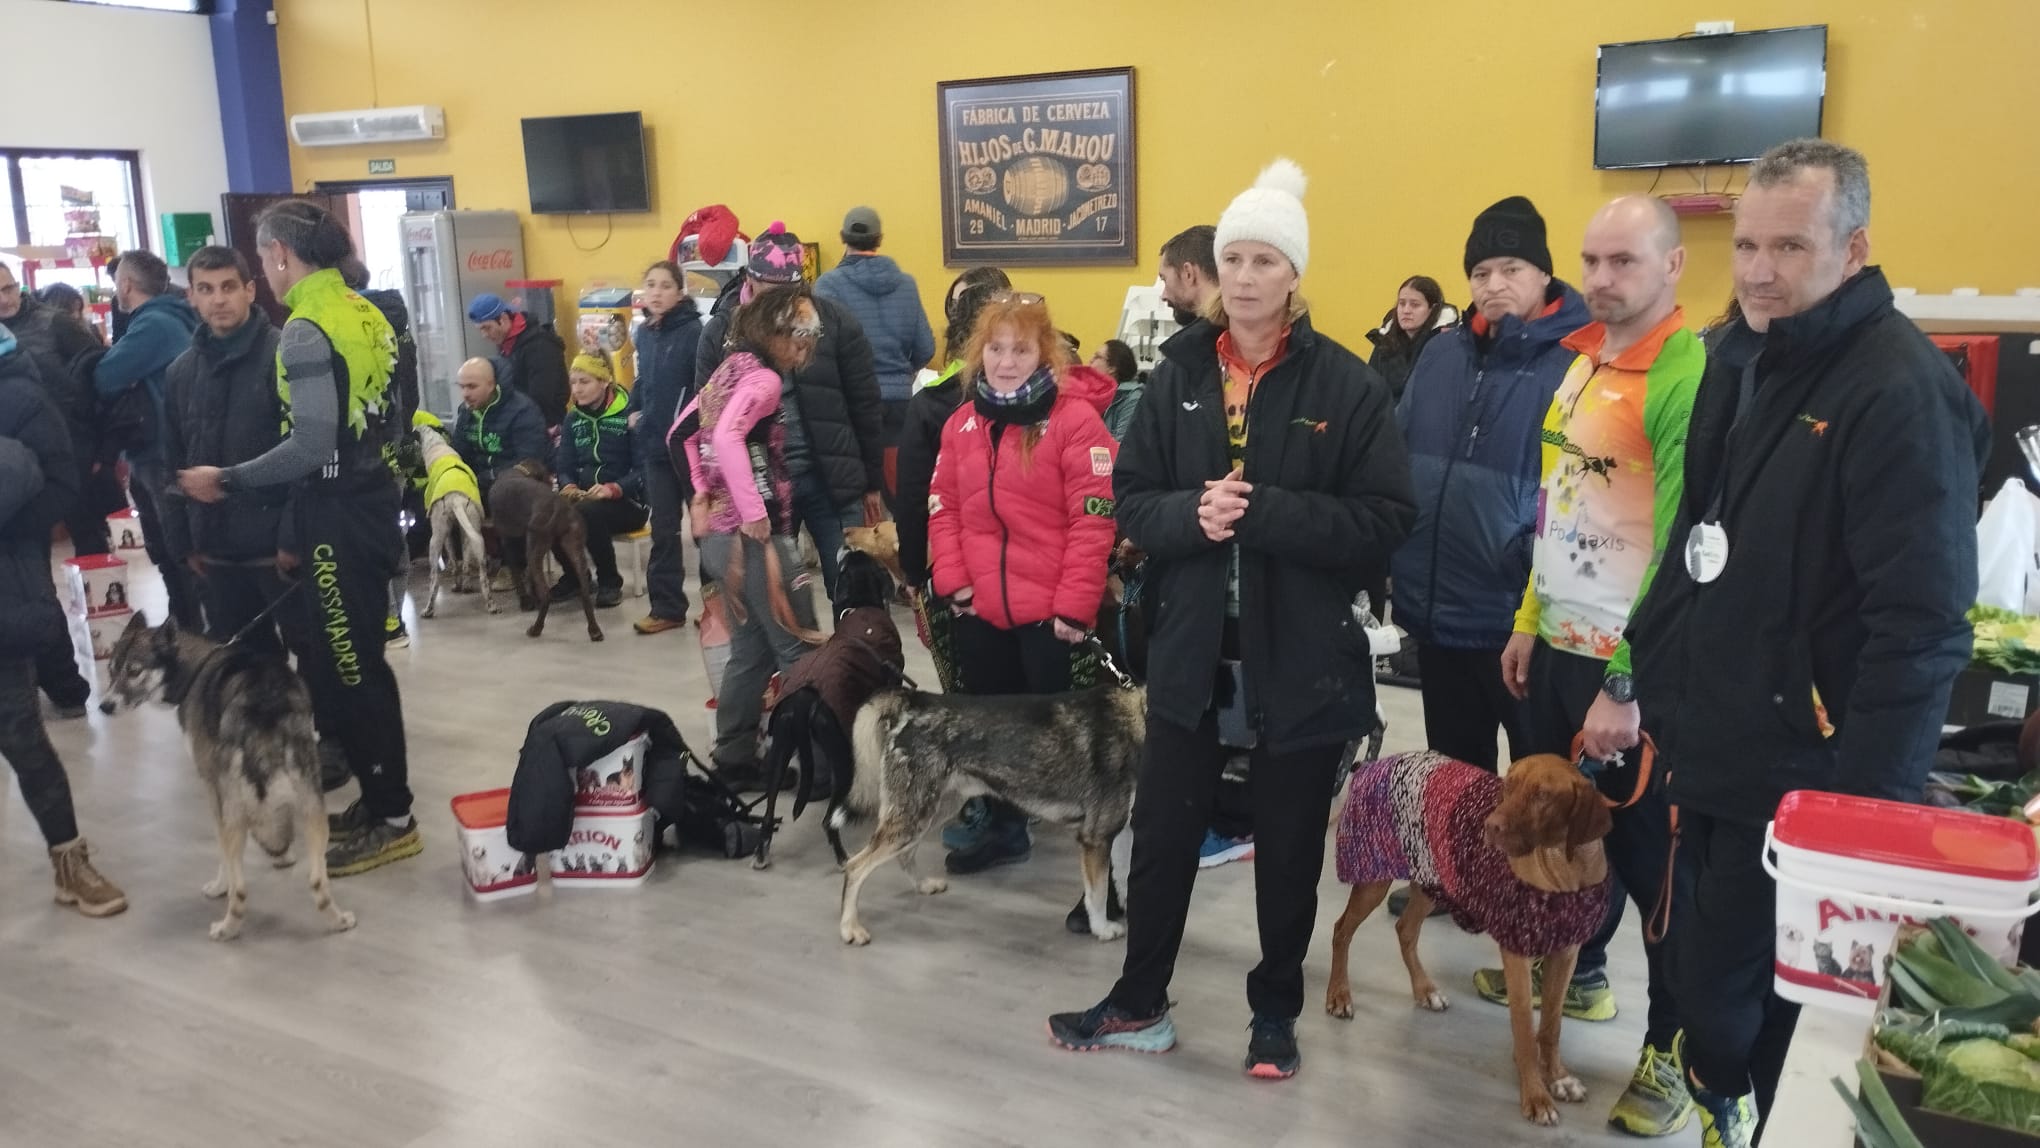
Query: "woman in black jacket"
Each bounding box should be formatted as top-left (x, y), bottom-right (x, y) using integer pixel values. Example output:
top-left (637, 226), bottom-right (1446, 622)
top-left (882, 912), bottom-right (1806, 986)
top-left (1362, 274), bottom-right (1454, 401)
top-left (1049, 160), bottom-right (1415, 1079)
top-left (627, 260), bottom-right (704, 634)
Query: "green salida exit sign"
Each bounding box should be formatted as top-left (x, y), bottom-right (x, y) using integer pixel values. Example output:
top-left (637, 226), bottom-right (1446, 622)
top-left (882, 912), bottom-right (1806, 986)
top-left (368, 159), bottom-right (396, 176)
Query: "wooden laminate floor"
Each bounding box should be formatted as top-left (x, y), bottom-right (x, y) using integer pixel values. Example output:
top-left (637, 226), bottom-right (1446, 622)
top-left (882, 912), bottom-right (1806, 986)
top-left (3, 546), bottom-right (1693, 1147)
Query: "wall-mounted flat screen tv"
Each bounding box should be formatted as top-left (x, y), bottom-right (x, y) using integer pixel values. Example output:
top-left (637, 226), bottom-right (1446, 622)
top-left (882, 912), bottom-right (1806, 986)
top-left (521, 112), bottom-right (650, 214)
top-left (1594, 26), bottom-right (1827, 169)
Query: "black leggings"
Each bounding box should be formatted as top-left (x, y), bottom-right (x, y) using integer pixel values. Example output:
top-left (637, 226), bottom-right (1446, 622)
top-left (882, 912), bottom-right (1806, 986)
top-left (278, 488), bottom-right (412, 820)
top-left (951, 614), bottom-right (1098, 830)
top-left (1110, 711), bottom-right (1343, 1019)
top-left (0, 653), bottom-right (79, 846)
top-left (574, 496), bottom-right (648, 589)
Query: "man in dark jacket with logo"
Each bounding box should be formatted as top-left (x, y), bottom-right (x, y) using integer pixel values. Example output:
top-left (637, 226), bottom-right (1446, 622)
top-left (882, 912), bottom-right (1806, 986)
top-left (814, 206), bottom-right (936, 460)
top-left (1629, 140), bottom-right (1988, 1147)
top-left (0, 262), bottom-right (106, 555)
top-left (1392, 197), bottom-right (1589, 772)
top-left (161, 247), bottom-right (293, 657)
top-left (468, 292), bottom-right (568, 429)
top-left (700, 224), bottom-right (885, 601)
top-left (93, 250), bottom-right (202, 629)
top-left (0, 328), bottom-right (126, 916)
top-left (453, 356), bottom-right (549, 497)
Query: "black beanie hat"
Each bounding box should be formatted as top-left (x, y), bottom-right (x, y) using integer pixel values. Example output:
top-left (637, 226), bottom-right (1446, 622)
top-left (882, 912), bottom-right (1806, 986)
top-left (1464, 196), bottom-right (1552, 277)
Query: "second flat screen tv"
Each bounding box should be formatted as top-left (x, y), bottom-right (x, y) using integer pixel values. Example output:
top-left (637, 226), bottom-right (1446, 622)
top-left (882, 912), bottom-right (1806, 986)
top-left (1594, 26), bottom-right (1827, 169)
top-left (521, 112), bottom-right (650, 214)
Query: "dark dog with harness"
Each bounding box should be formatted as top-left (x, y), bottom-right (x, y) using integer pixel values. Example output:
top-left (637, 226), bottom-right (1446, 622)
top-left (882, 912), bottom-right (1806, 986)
top-left (756, 550), bottom-right (905, 868)
top-left (486, 458), bottom-right (601, 642)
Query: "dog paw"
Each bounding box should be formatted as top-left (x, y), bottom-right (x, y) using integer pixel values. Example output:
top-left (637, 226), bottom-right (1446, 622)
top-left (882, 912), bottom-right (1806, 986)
top-left (202, 878), bottom-right (227, 898)
top-left (421, 606), bottom-right (436, 619)
top-left (589, 629), bottom-right (605, 642)
top-left (209, 917), bottom-right (243, 942)
top-left (1520, 1090), bottom-right (1560, 1127)
top-left (841, 924), bottom-right (872, 946)
top-left (486, 602), bottom-right (501, 614)
top-left (525, 624), bottom-right (543, 638)
top-left (917, 877), bottom-right (948, 895)
top-left (1325, 988), bottom-right (1355, 1019)
top-left (331, 910), bottom-right (357, 932)
top-left (1548, 1074), bottom-right (1586, 1104)
top-left (1414, 986), bottom-right (1449, 1012)
top-left (1090, 919), bottom-right (1126, 942)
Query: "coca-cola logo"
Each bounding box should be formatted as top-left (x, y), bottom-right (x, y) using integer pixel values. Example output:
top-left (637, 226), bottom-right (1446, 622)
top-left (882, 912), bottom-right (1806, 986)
top-left (467, 248), bottom-right (514, 271)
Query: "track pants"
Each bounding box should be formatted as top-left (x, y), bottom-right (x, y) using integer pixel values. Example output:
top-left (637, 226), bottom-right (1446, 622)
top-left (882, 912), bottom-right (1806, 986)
top-left (0, 654), bottom-right (79, 846)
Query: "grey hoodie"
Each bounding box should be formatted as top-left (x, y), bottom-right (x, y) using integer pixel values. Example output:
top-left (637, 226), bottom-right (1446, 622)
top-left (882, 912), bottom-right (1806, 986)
top-left (814, 253), bottom-right (936, 403)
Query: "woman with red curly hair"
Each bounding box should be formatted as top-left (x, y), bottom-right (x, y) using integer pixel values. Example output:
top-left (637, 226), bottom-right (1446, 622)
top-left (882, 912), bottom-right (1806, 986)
top-left (927, 292), bottom-right (1120, 875)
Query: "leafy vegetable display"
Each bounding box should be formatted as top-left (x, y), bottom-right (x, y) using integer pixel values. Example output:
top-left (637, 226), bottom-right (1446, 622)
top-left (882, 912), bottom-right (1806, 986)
top-left (1846, 919), bottom-right (2040, 1138)
top-left (1971, 606), bottom-right (2040, 677)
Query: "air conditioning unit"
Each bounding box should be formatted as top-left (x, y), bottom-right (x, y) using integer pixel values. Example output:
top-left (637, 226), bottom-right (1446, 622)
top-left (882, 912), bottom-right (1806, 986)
top-left (289, 105), bottom-right (445, 148)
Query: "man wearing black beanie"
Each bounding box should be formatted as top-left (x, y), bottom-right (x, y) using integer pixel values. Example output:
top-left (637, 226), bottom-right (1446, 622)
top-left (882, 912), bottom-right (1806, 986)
top-left (1391, 196), bottom-right (1588, 778)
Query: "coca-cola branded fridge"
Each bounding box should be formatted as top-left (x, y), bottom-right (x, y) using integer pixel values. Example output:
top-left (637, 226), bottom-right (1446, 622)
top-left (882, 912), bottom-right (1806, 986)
top-left (400, 210), bottom-right (525, 417)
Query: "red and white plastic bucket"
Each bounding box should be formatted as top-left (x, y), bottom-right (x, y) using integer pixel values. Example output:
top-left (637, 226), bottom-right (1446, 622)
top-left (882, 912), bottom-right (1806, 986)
top-left (549, 804), bottom-right (657, 889)
top-left (451, 789), bottom-right (537, 902)
top-left (1764, 790), bottom-right (2040, 1016)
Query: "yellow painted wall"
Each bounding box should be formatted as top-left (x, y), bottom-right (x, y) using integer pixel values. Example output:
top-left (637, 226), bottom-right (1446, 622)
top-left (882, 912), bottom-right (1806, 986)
top-left (277, 0), bottom-right (2040, 351)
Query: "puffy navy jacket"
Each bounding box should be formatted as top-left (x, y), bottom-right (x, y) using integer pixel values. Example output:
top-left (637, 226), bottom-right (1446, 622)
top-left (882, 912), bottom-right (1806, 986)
top-left (453, 382), bottom-right (549, 489)
top-left (814, 254), bottom-right (936, 402)
top-left (626, 305), bottom-right (703, 474)
top-left (556, 386), bottom-right (642, 502)
top-left (1390, 283), bottom-right (1589, 650)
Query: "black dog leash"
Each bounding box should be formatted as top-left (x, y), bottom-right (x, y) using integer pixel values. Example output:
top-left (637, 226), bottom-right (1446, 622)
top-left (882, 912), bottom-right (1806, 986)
top-left (221, 577), bottom-right (308, 648)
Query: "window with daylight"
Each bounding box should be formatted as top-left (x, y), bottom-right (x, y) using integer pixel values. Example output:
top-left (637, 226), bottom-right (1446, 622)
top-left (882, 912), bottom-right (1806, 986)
top-left (0, 150), bottom-right (147, 257)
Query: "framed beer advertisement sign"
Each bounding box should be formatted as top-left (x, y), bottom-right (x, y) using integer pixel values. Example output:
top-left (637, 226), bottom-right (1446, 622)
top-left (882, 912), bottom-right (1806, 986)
top-left (937, 67), bottom-right (1136, 266)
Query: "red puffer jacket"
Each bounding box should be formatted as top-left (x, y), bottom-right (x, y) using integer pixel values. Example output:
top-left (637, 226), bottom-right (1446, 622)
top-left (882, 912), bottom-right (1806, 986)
top-left (929, 365), bottom-right (1118, 630)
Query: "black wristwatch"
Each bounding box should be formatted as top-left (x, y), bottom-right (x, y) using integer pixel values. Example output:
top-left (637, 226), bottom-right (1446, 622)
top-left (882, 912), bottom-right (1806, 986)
top-left (1601, 672), bottom-right (1636, 704)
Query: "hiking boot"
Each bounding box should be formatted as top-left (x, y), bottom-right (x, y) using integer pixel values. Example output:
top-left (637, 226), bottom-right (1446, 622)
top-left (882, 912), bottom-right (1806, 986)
top-left (1065, 879), bottom-right (1126, 934)
top-left (1608, 1037), bottom-right (1696, 1136)
top-left (548, 576), bottom-right (578, 603)
top-left (327, 798), bottom-right (375, 840)
top-left (940, 796), bottom-right (992, 851)
top-left (635, 614), bottom-right (685, 635)
top-left (595, 585), bottom-right (623, 609)
top-left (1047, 999), bottom-right (1177, 1054)
top-left (1690, 1068), bottom-right (1757, 1148)
top-left (490, 567), bottom-right (513, 592)
top-left (318, 741), bottom-right (352, 792)
top-left (945, 814), bottom-right (1030, 874)
top-left (1244, 1015), bottom-right (1301, 1079)
top-left (1472, 960), bottom-right (1619, 1022)
top-left (50, 837), bottom-right (127, 917)
top-left (326, 817), bottom-right (422, 877)
top-left (385, 615), bottom-right (409, 649)
top-left (1198, 830), bottom-right (1255, 869)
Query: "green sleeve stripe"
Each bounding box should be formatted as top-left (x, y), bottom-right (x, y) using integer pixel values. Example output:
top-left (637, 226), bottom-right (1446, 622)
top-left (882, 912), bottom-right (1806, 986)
top-left (1610, 327), bottom-right (1705, 677)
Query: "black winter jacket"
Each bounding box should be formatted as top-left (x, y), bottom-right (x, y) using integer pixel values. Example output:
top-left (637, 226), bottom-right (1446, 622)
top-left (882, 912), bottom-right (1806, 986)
top-left (161, 310), bottom-right (287, 563)
top-left (505, 700), bottom-right (694, 854)
top-left (1364, 303), bottom-right (1458, 402)
top-left (1629, 268), bottom-right (1989, 825)
top-left (0, 345), bottom-right (76, 658)
top-left (895, 365), bottom-right (965, 587)
top-left (502, 317), bottom-right (570, 428)
top-left (626, 303), bottom-right (704, 479)
top-left (1115, 316), bottom-right (1416, 751)
top-left (700, 292), bottom-right (885, 510)
top-left (1, 292), bottom-right (97, 437)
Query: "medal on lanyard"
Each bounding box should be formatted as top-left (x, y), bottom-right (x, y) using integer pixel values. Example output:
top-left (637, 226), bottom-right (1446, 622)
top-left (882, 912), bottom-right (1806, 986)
top-left (1685, 522), bottom-right (1729, 583)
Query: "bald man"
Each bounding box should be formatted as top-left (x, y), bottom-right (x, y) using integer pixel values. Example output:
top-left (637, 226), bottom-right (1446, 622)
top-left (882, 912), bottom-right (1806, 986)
top-left (451, 356), bottom-right (548, 499)
top-left (1488, 194), bottom-right (1702, 1137)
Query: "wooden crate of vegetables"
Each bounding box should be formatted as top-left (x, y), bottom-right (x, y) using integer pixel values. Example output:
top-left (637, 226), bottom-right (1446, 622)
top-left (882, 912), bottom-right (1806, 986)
top-left (1840, 920), bottom-right (2040, 1146)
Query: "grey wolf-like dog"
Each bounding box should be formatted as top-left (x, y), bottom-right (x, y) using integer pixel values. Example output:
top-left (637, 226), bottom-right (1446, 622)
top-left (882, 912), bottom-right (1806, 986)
top-left (105, 613), bottom-right (355, 940)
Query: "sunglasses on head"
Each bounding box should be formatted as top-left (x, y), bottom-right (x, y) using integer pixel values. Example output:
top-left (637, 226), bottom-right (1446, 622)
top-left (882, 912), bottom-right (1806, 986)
top-left (786, 318), bottom-right (825, 341)
top-left (991, 291), bottom-right (1046, 306)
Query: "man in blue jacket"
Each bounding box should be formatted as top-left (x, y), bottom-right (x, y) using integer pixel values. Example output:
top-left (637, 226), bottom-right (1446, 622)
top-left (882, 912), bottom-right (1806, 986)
top-left (1391, 197), bottom-right (1588, 773)
top-left (93, 249), bottom-right (201, 628)
top-left (814, 206), bottom-right (935, 468)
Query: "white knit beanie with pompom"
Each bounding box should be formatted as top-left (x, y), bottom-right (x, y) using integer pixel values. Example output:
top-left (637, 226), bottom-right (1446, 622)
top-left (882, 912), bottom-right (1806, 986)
top-left (1214, 158), bottom-right (1309, 277)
